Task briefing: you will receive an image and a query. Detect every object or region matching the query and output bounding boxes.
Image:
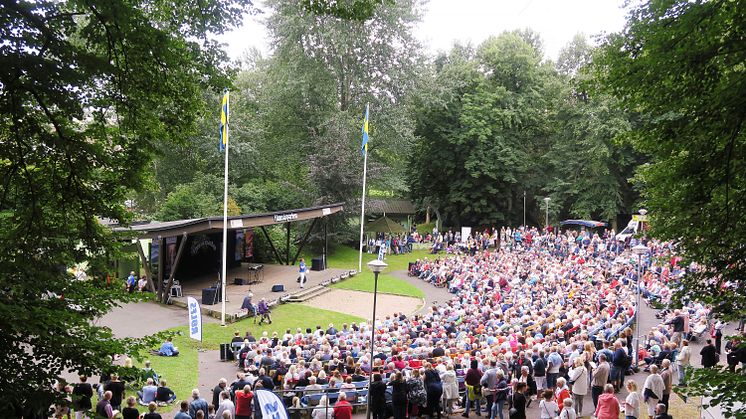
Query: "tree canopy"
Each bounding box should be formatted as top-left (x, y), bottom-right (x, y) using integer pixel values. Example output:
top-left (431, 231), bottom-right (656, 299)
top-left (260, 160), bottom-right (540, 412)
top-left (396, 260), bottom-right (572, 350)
top-left (594, 0), bottom-right (746, 414)
top-left (0, 0), bottom-right (253, 414)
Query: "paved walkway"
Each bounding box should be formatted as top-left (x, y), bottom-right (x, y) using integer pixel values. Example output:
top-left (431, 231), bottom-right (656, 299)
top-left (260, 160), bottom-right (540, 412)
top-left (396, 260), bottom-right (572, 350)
top-left (390, 269), bottom-right (454, 314)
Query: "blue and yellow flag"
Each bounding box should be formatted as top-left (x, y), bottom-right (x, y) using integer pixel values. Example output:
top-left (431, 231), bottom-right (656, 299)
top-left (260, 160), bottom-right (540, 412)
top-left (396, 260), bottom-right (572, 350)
top-left (361, 104), bottom-right (369, 156)
top-left (219, 89), bottom-right (229, 151)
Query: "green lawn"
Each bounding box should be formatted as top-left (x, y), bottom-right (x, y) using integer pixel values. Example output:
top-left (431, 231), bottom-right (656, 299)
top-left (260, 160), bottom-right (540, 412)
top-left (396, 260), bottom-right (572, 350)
top-left (322, 246), bottom-right (429, 298)
top-left (330, 272), bottom-right (424, 298)
top-left (134, 304), bottom-right (363, 413)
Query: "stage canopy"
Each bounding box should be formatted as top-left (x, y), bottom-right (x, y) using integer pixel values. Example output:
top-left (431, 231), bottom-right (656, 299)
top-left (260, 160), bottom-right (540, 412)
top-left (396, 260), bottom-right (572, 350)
top-left (110, 203), bottom-right (343, 302)
top-left (559, 219), bottom-right (608, 228)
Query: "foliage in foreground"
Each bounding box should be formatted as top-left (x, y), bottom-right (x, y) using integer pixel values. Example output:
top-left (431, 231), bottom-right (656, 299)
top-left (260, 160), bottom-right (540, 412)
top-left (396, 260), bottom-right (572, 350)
top-left (0, 0), bottom-right (253, 415)
top-left (594, 0), bottom-right (746, 415)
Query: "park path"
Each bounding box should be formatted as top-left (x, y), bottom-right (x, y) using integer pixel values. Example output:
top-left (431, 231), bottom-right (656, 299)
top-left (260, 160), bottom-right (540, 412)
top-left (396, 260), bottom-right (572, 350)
top-left (390, 269), bottom-right (454, 314)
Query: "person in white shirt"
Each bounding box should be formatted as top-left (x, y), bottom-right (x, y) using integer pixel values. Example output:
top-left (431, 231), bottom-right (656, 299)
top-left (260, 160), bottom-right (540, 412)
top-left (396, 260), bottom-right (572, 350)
top-left (215, 390), bottom-right (235, 419)
top-left (643, 365), bottom-right (665, 419)
top-left (538, 389), bottom-right (559, 419)
top-left (624, 380), bottom-right (642, 419)
top-left (568, 357), bottom-right (588, 416)
top-left (558, 398), bottom-right (577, 419)
top-left (676, 340), bottom-right (692, 385)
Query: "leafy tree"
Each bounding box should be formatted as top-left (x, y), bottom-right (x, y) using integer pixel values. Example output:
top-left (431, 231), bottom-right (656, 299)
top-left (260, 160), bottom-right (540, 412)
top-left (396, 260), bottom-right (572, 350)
top-left (544, 35), bottom-right (638, 225)
top-left (594, 0), bottom-right (746, 415)
top-left (409, 34), bottom-right (562, 227)
top-left (0, 0), bottom-right (252, 414)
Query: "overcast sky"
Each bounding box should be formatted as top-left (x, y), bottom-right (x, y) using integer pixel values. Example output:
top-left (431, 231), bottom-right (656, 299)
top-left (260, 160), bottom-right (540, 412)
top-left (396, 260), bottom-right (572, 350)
top-left (221, 0), bottom-right (630, 62)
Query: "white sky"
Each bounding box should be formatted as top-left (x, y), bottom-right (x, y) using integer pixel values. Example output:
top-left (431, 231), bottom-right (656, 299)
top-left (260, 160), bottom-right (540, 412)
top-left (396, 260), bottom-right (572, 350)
top-left (221, 0), bottom-right (629, 62)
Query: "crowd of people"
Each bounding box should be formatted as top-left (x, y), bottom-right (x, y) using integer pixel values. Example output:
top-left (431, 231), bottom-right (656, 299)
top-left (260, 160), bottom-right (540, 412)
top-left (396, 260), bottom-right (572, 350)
top-left (57, 223), bottom-right (746, 419)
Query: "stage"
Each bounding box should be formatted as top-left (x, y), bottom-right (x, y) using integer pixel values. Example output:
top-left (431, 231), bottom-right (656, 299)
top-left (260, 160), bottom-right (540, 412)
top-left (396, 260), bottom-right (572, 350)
top-left (170, 263), bottom-right (352, 322)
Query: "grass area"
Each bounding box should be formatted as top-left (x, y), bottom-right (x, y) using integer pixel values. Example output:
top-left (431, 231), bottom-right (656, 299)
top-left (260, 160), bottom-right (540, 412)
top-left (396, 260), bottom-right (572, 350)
top-left (199, 303), bottom-right (365, 349)
top-left (323, 246), bottom-right (429, 298)
top-left (324, 245), bottom-right (431, 272)
top-left (132, 304), bottom-right (363, 413)
top-left (131, 332), bottom-right (198, 414)
top-left (330, 272), bottom-right (424, 298)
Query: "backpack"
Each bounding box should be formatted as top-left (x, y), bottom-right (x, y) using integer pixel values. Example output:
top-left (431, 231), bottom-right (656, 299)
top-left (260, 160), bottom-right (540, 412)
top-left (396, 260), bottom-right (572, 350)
top-left (622, 351), bottom-right (632, 369)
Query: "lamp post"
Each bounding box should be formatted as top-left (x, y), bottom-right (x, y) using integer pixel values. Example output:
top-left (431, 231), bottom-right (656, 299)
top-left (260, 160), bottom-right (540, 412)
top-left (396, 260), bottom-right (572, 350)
top-left (523, 190), bottom-right (526, 227)
top-left (632, 243), bottom-right (648, 368)
top-left (366, 259), bottom-right (387, 419)
top-left (544, 197), bottom-right (551, 230)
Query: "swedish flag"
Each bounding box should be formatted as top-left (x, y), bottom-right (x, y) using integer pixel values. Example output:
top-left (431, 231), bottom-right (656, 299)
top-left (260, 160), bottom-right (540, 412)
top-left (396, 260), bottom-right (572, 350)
top-left (219, 89), bottom-right (229, 152)
top-left (361, 104), bottom-right (369, 156)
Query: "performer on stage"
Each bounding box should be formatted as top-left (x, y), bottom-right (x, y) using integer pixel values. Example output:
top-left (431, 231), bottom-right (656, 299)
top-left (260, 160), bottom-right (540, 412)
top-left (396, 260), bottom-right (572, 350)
top-left (299, 258), bottom-right (308, 289)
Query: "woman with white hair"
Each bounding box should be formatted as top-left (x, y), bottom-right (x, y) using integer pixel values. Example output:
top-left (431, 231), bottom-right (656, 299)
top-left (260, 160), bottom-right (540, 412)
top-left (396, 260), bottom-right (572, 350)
top-left (440, 364), bottom-right (459, 414)
top-left (311, 396), bottom-right (333, 419)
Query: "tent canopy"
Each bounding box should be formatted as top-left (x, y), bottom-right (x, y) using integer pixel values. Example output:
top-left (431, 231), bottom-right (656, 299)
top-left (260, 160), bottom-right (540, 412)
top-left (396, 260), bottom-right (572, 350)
top-left (365, 216), bottom-right (405, 234)
top-left (560, 219), bottom-right (608, 228)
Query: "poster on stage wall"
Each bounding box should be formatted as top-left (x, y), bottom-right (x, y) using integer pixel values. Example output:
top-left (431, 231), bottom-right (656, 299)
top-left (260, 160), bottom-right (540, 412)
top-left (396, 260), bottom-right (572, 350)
top-left (461, 227), bottom-right (472, 242)
top-left (235, 230), bottom-right (244, 262)
top-left (244, 229), bottom-right (254, 259)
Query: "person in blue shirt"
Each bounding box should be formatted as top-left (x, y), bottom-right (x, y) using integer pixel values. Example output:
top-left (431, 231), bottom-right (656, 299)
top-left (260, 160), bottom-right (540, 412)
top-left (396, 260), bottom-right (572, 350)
top-left (299, 258), bottom-right (308, 288)
top-left (126, 271), bottom-right (137, 293)
top-left (159, 337), bottom-right (179, 357)
top-left (138, 378), bottom-right (158, 403)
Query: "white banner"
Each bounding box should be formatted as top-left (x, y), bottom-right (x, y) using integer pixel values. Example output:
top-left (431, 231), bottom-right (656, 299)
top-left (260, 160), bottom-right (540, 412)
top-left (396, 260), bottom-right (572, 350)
top-left (461, 227), bottom-right (472, 243)
top-left (187, 296), bottom-right (202, 341)
top-left (255, 389), bottom-right (289, 419)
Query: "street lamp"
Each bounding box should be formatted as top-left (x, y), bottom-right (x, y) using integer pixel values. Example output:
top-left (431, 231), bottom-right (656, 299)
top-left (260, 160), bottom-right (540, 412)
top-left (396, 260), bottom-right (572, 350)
top-left (544, 197), bottom-right (551, 230)
top-left (632, 243), bottom-right (648, 368)
top-left (523, 190), bottom-right (526, 227)
top-left (638, 208), bottom-right (648, 237)
top-left (366, 259), bottom-right (387, 419)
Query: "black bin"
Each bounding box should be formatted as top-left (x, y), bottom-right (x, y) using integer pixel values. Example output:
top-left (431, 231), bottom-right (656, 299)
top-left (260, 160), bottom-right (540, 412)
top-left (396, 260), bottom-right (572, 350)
top-left (219, 343), bottom-right (234, 361)
top-left (311, 257), bottom-right (325, 271)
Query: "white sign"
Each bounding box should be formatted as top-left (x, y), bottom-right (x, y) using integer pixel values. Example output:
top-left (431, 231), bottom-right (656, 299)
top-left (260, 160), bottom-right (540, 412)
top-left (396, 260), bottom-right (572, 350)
top-left (322, 208), bottom-right (332, 216)
top-left (187, 296), bottom-right (202, 341)
top-left (255, 390), bottom-right (289, 419)
top-left (230, 219), bottom-right (244, 228)
top-left (273, 213), bottom-right (298, 222)
top-left (461, 227), bottom-right (472, 243)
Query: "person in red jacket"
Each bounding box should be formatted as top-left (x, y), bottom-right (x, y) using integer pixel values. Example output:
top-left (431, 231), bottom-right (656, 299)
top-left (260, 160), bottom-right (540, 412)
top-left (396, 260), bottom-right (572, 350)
top-left (594, 384), bottom-right (621, 419)
top-left (235, 385), bottom-right (253, 419)
top-left (333, 392), bottom-right (353, 419)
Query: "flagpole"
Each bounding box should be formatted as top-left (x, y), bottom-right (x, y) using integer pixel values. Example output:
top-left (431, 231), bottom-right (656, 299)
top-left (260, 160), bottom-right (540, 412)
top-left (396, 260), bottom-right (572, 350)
top-left (358, 104), bottom-right (369, 273)
top-left (220, 90), bottom-right (229, 327)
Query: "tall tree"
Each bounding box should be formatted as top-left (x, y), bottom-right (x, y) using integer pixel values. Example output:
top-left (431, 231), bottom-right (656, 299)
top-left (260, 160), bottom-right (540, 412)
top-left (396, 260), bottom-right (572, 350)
top-left (0, 0), bottom-right (252, 414)
top-left (594, 0), bottom-right (746, 415)
top-left (409, 34), bottom-right (563, 227)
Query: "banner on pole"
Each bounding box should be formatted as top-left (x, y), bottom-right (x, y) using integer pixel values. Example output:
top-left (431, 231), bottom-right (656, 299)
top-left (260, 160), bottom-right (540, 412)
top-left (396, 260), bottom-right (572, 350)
top-left (187, 296), bottom-right (202, 342)
top-left (255, 389), bottom-right (289, 419)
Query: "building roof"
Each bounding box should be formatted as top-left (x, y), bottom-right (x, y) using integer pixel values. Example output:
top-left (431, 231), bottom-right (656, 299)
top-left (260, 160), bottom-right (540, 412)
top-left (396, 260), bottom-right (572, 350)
top-left (111, 203), bottom-right (344, 239)
top-left (366, 198), bottom-right (415, 215)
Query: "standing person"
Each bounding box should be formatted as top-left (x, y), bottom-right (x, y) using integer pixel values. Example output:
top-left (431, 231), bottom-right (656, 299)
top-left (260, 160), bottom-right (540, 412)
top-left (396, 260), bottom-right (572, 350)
top-left (591, 354), bottom-right (610, 409)
top-left (510, 382), bottom-right (528, 419)
top-left (611, 341), bottom-right (628, 391)
top-left (215, 391), bottom-right (236, 419)
top-left (714, 319), bottom-right (726, 354)
top-left (480, 360), bottom-right (499, 419)
top-left (407, 369), bottom-right (427, 418)
top-left (126, 271), bottom-right (137, 293)
top-left (103, 374), bottom-right (125, 411)
top-left (538, 390), bottom-right (558, 419)
top-left (234, 385), bottom-right (253, 419)
top-left (676, 340), bottom-right (691, 385)
top-left (463, 360), bottom-right (483, 417)
top-left (700, 339), bottom-right (719, 368)
top-left (493, 371), bottom-right (509, 419)
top-left (175, 400), bottom-right (192, 419)
top-left (389, 372), bottom-right (408, 419)
top-left (624, 380), bottom-right (642, 419)
top-left (532, 351), bottom-right (547, 394)
top-left (298, 258), bottom-right (308, 289)
top-left (642, 365), bottom-right (664, 419)
top-left (659, 360), bottom-right (673, 409)
top-left (546, 347), bottom-right (563, 390)
top-left (568, 357), bottom-right (588, 417)
top-left (594, 384), bottom-right (620, 419)
top-left (441, 364), bottom-right (460, 415)
top-left (190, 389), bottom-right (210, 419)
top-left (72, 375), bottom-right (93, 419)
top-left (558, 398), bottom-right (576, 419)
top-left (369, 373), bottom-right (387, 419)
top-left (424, 363), bottom-right (443, 419)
